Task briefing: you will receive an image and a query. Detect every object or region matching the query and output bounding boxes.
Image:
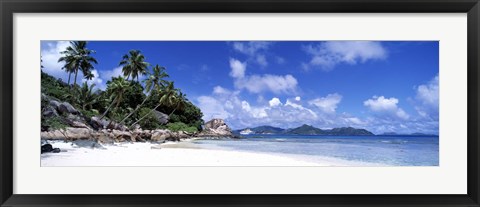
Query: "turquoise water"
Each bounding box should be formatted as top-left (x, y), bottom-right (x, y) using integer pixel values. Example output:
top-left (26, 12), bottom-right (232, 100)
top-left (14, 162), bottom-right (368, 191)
top-left (194, 135), bottom-right (439, 166)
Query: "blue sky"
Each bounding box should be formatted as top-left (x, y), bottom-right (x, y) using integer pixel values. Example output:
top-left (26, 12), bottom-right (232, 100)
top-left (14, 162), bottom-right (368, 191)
top-left (41, 41), bottom-right (439, 134)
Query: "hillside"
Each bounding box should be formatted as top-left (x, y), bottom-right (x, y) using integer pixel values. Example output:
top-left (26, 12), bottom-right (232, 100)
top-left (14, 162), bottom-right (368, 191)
top-left (235, 124), bottom-right (374, 136)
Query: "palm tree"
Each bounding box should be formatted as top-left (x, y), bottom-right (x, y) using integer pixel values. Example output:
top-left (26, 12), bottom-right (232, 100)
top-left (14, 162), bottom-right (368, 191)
top-left (119, 64), bottom-right (169, 124)
top-left (130, 81), bottom-right (177, 128)
top-left (58, 54), bottom-right (76, 86)
top-left (119, 50), bottom-right (149, 83)
top-left (99, 77), bottom-right (130, 120)
top-left (84, 71), bottom-right (95, 81)
top-left (75, 82), bottom-right (98, 110)
top-left (168, 90), bottom-right (187, 117)
top-left (58, 41), bottom-right (97, 87)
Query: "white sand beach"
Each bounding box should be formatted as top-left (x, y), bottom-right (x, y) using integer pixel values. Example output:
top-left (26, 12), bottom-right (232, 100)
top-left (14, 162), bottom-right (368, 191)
top-left (41, 140), bottom-right (377, 167)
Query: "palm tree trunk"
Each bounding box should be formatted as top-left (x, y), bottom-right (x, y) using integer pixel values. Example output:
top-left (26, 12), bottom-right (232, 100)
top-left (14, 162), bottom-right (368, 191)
top-left (100, 97), bottom-right (117, 120)
top-left (73, 69), bottom-right (79, 87)
top-left (67, 72), bottom-right (72, 86)
top-left (168, 102), bottom-right (180, 117)
top-left (130, 102), bottom-right (161, 128)
top-left (119, 94), bottom-right (150, 124)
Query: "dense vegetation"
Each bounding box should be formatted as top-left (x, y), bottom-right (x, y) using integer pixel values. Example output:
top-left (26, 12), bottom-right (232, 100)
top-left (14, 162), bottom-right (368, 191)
top-left (41, 41), bottom-right (204, 132)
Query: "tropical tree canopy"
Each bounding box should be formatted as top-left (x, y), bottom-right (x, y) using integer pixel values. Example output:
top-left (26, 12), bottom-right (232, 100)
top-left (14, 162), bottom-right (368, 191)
top-left (58, 41), bottom-right (98, 87)
top-left (119, 50), bottom-right (149, 82)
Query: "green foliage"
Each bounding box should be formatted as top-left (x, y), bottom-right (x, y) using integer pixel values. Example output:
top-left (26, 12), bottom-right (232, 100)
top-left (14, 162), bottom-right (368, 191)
top-left (79, 108), bottom-right (99, 118)
top-left (42, 44), bottom-right (206, 132)
top-left (106, 77), bottom-right (145, 111)
top-left (166, 122), bottom-right (198, 134)
top-left (41, 71), bottom-right (70, 101)
top-left (168, 101), bottom-right (204, 130)
top-left (119, 50), bottom-right (149, 82)
top-left (58, 41), bottom-right (98, 87)
top-left (43, 116), bottom-right (69, 130)
top-left (136, 107), bottom-right (162, 130)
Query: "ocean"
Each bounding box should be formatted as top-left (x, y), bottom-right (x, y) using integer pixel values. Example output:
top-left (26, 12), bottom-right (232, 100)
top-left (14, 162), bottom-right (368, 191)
top-left (193, 135), bottom-right (439, 166)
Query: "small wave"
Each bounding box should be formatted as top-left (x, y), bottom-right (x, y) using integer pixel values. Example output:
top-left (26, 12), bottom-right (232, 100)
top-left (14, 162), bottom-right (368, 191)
top-left (275, 139), bottom-right (287, 142)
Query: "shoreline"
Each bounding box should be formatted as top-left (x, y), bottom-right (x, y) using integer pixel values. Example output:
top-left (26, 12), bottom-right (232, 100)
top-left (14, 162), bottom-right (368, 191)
top-left (40, 139), bottom-right (382, 167)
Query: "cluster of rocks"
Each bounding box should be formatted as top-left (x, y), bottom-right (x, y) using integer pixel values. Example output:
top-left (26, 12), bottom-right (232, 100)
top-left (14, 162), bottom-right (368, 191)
top-left (41, 94), bottom-right (235, 150)
top-left (40, 127), bottom-right (197, 144)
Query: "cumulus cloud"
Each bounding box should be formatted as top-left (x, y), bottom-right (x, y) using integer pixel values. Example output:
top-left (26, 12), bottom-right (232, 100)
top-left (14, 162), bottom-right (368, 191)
top-left (213, 85), bottom-right (231, 95)
top-left (364, 96), bottom-right (409, 120)
top-left (41, 41), bottom-right (72, 82)
top-left (82, 69), bottom-right (104, 90)
top-left (414, 75), bottom-right (439, 120)
top-left (269, 97), bottom-right (282, 107)
top-left (233, 41), bottom-right (271, 56)
top-left (229, 58), bottom-right (298, 94)
top-left (308, 93), bottom-right (342, 113)
top-left (235, 74), bottom-right (298, 94)
top-left (194, 86), bottom-right (322, 129)
top-left (197, 96), bottom-right (231, 120)
top-left (302, 41), bottom-right (387, 71)
top-left (229, 58), bottom-right (246, 78)
top-left (232, 41), bottom-right (273, 66)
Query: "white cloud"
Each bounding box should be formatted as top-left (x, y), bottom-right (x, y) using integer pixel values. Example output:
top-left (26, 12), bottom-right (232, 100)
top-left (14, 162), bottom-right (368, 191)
top-left (229, 58), bottom-right (246, 78)
top-left (232, 41), bottom-right (271, 56)
top-left (302, 41), bottom-right (387, 71)
top-left (344, 117), bottom-right (365, 125)
top-left (308, 93), bottom-right (342, 113)
top-left (100, 66), bottom-right (123, 80)
top-left (195, 86), bottom-right (320, 129)
top-left (197, 96), bottom-right (231, 120)
top-left (241, 101), bottom-right (251, 112)
top-left (232, 41), bottom-right (272, 66)
top-left (82, 69), bottom-right (105, 90)
top-left (235, 74), bottom-right (298, 94)
top-left (285, 99), bottom-right (318, 118)
top-left (41, 41), bottom-right (72, 82)
top-left (295, 96), bottom-right (301, 101)
top-left (269, 97), bottom-right (282, 107)
top-left (414, 75), bottom-right (439, 120)
top-left (228, 58), bottom-right (298, 94)
top-left (256, 54), bottom-right (268, 67)
top-left (364, 96), bottom-right (409, 120)
top-left (213, 86), bottom-right (231, 95)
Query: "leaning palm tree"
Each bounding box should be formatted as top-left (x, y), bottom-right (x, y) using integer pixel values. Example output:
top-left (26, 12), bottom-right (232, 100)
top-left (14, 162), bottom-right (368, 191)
top-left (119, 64), bottom-right (169, 124)
top-left (168, 90), bottom-right (187, 117)
top-left (58, 41), bottom-right (97, 87)
top-left (119, 50), bottom-right (149, 83)
top-left (130, 81), bottom-right (178, 128)
top-left (99, 77), bottom-right (130, 120)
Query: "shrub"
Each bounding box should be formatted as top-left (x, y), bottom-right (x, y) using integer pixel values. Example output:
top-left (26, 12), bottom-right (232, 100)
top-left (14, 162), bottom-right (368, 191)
top-left (166, 122), bottom-right (198, 134)
top-left (137, 108), bottom-right (161, 130)
top-left (43, 116), bottom-right (69, 130)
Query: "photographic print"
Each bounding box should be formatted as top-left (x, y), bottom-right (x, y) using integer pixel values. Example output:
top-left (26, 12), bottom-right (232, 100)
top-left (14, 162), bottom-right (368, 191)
top-left (40, 41), bottom-right (439, 167)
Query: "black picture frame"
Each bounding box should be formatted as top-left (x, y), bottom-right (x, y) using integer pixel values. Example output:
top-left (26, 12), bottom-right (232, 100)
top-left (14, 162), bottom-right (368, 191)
top-left (1, 0), bottom-right (479, 206)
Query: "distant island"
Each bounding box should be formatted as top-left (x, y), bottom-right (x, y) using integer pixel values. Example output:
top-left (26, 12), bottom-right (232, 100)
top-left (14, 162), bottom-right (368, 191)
top-left (234, 124), bottom-right (374, 136)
